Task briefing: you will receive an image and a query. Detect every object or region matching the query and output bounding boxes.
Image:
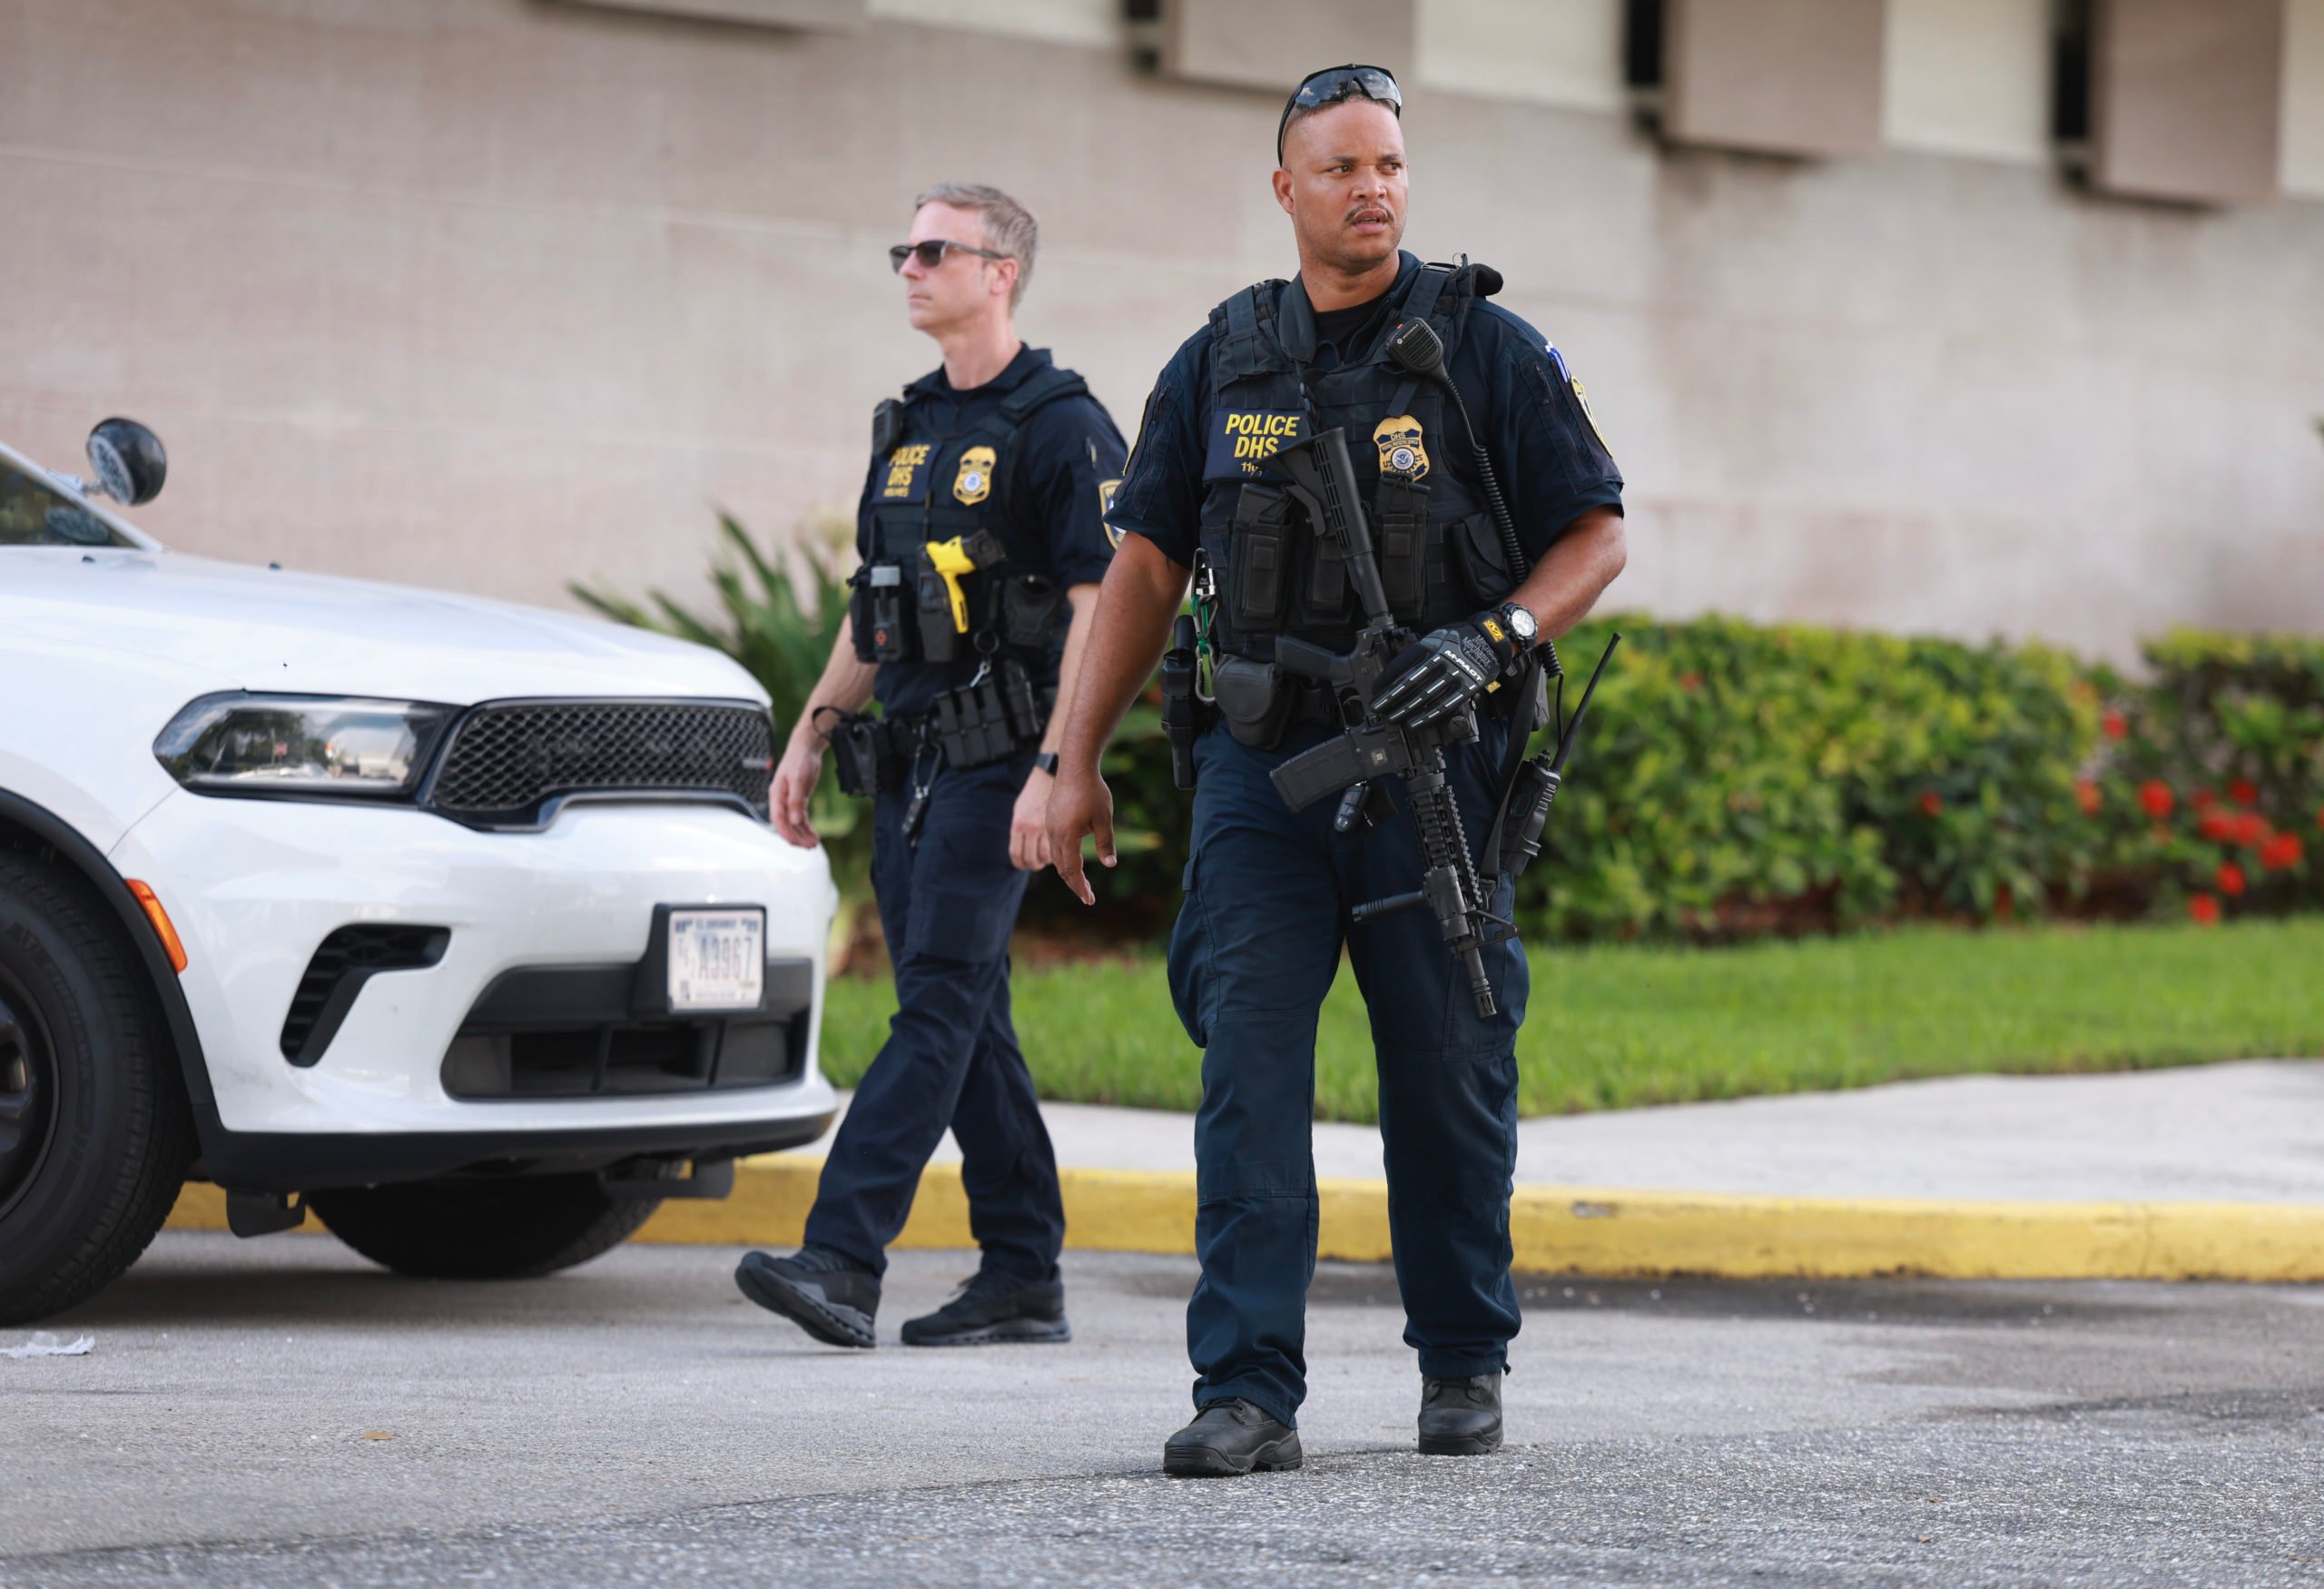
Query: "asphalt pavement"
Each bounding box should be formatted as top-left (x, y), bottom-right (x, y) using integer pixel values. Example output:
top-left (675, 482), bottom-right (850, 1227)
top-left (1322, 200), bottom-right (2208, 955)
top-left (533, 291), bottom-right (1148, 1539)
top-left (6, 1231), bottom-right (2321, 1585)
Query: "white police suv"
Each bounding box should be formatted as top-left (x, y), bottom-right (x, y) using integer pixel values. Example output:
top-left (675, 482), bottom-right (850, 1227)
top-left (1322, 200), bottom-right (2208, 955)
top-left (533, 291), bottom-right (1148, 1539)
top-left (0, 420), bottom-right (837, 1322)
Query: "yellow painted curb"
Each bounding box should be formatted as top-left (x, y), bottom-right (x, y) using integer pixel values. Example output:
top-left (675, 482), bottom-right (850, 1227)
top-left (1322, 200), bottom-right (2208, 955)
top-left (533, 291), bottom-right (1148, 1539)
top-left (164, 1158), bottom-right (2324, 1282)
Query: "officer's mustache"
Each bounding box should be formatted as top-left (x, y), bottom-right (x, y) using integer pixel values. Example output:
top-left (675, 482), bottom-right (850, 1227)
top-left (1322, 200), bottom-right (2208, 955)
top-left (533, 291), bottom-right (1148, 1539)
top-left (1345, 204), bottom-right (1394, 227)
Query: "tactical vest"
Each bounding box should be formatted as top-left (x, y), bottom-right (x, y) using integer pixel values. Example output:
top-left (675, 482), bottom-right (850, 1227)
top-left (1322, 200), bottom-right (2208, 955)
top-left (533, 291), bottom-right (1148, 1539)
top-left (851, 363), bottom-right (1088, 667)
top-left (1198, 261), bottom-right (1516, 659)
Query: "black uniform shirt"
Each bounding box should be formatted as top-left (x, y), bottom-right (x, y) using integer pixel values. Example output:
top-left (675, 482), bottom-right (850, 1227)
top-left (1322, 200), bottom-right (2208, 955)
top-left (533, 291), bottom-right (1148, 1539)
top-left (1109, 253), bottom-right (1623, 577)
top-left (860, 344), bottom-right (1127, 716)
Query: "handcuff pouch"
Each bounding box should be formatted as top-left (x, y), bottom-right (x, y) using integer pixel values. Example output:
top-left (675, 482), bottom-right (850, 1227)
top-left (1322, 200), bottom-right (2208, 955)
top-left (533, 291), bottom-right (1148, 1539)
top-left (1211, 654), bottom-right (1295, 750)
top-left (1000, 574), bottom-right (1069, 650)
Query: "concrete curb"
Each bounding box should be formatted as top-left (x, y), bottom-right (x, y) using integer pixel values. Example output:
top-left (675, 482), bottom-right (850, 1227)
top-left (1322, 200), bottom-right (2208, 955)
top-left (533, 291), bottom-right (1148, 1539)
top-left (167, 1155), bottom-right (2324, 1282)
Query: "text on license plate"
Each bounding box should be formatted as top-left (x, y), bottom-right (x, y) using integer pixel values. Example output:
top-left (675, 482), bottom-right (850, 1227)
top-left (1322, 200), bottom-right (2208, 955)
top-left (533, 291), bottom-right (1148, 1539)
top-left (667, 908), bottom-right (765, 1012)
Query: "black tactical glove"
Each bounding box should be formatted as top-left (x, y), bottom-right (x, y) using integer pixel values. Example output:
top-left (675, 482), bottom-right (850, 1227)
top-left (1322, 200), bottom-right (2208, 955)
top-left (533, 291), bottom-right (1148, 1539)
top-left (1372, 609), bottom-right (1529, 730)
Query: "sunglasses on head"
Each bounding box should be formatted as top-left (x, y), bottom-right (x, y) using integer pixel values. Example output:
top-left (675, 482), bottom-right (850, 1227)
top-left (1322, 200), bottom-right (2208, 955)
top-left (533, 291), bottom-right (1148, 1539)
top-left (1277, 64), bottom-right (1403, 162)
top-left (889, 239), bottom-right (1009, 273)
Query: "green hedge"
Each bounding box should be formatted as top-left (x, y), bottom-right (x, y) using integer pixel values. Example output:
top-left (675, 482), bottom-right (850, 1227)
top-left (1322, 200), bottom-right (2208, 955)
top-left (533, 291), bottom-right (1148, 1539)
top-left (2083, 629), bottom-right (2324, 923)
top-left (582, 524), bottom-right (2323, 944)
top-left (1524, 616), bottom-right (2098, 939)
top-left (1524, 620), bottom-right (2319, 939)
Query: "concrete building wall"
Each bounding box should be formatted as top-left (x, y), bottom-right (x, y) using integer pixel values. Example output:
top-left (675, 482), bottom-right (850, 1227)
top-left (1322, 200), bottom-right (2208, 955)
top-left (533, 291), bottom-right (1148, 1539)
top-left (1883, 0), bottom-right (2052, 163)
top-left (1414, 0), bottom-right (1626, 114)
top-left (2288, 0), bottom-right (2324, 197)
top-left (4, 0), bottom-right (2321, 666)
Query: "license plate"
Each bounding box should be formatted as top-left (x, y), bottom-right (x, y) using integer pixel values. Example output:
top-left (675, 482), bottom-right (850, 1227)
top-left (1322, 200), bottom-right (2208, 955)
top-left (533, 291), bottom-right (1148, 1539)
top-left (666, 908), bottom-right (765, 1012)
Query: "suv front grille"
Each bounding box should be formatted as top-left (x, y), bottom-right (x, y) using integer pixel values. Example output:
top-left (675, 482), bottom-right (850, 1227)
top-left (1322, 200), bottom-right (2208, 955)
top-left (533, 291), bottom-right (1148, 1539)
top-left (425, 700), bottom-right (774, 829)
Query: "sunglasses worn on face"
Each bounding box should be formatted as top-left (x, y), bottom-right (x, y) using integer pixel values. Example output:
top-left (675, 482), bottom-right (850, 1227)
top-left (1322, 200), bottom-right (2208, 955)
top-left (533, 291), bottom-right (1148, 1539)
top-left (889, 239), bottom-right (1009, 273)
top-left (1277, 64), bottom-right (1403, 162)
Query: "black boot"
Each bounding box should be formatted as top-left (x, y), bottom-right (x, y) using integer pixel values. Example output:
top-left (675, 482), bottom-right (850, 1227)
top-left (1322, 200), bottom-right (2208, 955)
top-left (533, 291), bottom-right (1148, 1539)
top-left (1163, 1399), bottom-right (1305, 1477)
top-left (734, 1246), bottom-right (880, 1348)
top-left (901, 1267), bottom-right (1071, 1347)
top-left (1418, 1371), bottom-right (1504, 1455)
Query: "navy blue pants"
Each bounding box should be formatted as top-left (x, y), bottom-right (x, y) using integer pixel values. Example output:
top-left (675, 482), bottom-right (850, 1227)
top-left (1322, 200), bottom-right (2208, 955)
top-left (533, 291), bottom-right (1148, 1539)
top-left (803, 752), bottom-right (1066, 1283)
top-left (1167, 722), bottom-right (1527, 1429)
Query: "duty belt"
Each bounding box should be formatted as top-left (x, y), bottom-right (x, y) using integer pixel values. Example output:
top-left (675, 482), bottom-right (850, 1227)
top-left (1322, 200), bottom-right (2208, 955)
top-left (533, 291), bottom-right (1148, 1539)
top-left (822, 660), bottom-right (1050, 800)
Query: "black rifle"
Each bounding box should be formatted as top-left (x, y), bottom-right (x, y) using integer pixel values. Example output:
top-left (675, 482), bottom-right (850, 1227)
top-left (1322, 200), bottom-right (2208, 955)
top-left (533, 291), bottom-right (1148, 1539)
top-left (1263, 429), bottom-right (1502, 1019)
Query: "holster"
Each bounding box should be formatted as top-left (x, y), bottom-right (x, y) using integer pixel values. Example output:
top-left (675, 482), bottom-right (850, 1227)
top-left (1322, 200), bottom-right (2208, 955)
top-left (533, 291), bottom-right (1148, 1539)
top-left (1159, 614), bottom-right (1211, 790)
top-left (827, 711), bottom-right (911, 797)
top-left (913, 529), bottom-right (1009, 664)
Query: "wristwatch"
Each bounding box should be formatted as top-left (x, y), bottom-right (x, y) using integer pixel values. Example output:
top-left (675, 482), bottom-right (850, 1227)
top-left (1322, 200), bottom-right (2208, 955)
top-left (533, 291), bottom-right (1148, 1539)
top-left (1497, 604), bottom-right (1540, 648)
top-left (1033, 752), bottom-right (1060, 775)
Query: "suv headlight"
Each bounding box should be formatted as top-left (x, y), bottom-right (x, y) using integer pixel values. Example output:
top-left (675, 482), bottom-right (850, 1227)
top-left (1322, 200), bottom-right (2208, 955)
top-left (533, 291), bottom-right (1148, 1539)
top-left (154, 694), bottom-right (458, 802)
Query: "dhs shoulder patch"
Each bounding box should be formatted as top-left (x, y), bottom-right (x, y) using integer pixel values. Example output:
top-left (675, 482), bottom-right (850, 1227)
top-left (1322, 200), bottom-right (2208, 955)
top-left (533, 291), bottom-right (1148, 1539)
top-left (1545, 342), bottom-right (1610, 452)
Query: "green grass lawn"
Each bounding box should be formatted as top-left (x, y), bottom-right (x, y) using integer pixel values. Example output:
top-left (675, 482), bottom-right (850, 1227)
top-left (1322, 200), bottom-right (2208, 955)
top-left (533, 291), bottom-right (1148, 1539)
top-left (819, 919), bottom-right (2324, 1125)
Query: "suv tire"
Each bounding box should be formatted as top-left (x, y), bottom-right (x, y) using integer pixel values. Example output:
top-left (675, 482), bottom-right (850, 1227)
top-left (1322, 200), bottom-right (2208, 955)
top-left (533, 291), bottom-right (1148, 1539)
top-left (0, 850), bottom-right (194, 1325)
top-left (310, 1173), bottom-right (664, 1279)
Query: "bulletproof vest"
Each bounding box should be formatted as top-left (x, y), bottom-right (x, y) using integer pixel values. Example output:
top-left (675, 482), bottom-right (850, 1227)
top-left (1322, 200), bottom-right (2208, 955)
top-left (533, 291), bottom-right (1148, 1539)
top-left (851, 363), bottom-right (1089, 667)
top-left (1198, 261), bottom-right (1517, 658)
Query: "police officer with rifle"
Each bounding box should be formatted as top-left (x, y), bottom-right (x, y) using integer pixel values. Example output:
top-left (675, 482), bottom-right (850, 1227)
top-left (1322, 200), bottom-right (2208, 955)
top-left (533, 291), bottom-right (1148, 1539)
top-left (738, 183), bottom-right (1125, 1350)
top-left (1048, 67), bottom-right (1627, 1475)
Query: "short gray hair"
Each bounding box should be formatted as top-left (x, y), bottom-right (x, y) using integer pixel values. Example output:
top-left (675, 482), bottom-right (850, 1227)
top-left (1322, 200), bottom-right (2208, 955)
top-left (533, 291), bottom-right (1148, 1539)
top-left (913, 182), bottom-right (1038, 308)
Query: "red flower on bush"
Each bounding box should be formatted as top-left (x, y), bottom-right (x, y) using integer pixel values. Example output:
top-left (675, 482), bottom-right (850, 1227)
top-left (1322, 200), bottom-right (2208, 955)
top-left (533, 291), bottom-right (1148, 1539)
top-left (2260, 834), bottom-right (2304, 871)
top-left (2193, 789), bottom-right (2217, 811)
top-left (2138, 780), bottom-right (2173, 819)
top-left (2229, 779), bottom-right (2260, 808)
top-left (2073, 780), bottom-right (2102, 815)
top-left (1677, 671), bottom-right (1703, 693)
top-left (2102, 711), bottom-right (2128, 741)
top-left (2216, 863), bottom-right (2247, 897)
top-left (2199, 812), bottom-right (2236, 843)
top-left (1918, 790), bottom-right (1944, 817)
top-left (2232, 813), bottom-right (2268, 847)
top-left (2188, 894), bottom-right (2221, 925)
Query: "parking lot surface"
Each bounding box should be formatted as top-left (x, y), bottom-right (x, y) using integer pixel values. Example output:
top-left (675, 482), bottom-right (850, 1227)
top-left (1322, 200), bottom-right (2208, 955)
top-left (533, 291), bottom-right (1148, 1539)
top-left (5, 1232), bottom-right (2320, 1585)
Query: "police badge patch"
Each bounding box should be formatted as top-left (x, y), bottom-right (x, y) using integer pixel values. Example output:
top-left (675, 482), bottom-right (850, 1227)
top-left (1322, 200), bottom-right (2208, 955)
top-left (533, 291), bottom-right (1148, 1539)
top-left (952, 445), bottom-right (997, 506)
top-left (1098, 477), bottom-right (1124, 548)
top-left (1372, 414), bottom-right (1429, 482)
top-left (1547, 342), bottom-right (1611, 450)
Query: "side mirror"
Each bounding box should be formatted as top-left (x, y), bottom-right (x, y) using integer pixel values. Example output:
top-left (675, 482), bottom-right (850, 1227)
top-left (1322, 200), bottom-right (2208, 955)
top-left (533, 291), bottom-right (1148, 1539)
top-left (86, 418), bottom-right (167, 507)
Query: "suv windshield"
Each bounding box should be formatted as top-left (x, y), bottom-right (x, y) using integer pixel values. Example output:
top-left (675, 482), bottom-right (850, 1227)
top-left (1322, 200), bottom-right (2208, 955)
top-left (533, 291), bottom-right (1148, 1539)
top-left (0, 452), bottom-right (138, 548)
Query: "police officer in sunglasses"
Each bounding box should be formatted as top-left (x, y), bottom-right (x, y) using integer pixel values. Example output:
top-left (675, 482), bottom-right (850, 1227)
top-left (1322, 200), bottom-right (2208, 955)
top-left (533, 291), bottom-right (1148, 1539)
top-left (735, 183), bottom-right (1126, 1350)
top-left (1048, 65), bottom-right (1628, 1474)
